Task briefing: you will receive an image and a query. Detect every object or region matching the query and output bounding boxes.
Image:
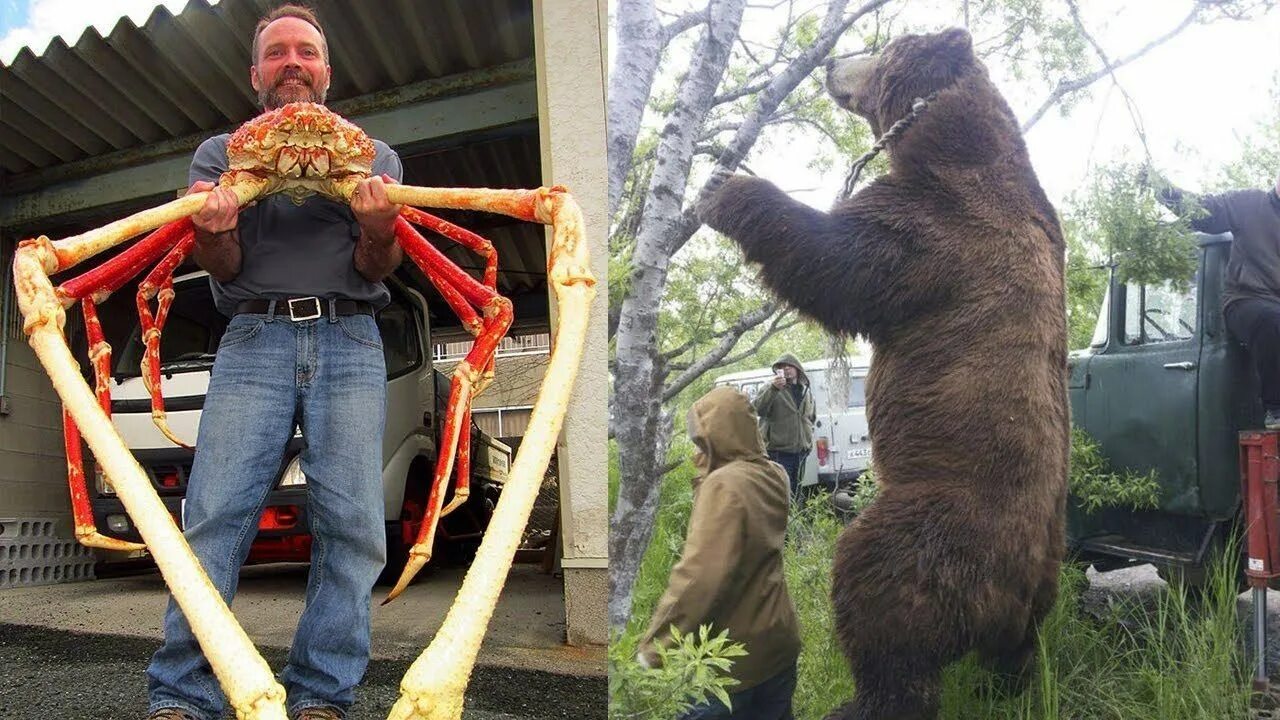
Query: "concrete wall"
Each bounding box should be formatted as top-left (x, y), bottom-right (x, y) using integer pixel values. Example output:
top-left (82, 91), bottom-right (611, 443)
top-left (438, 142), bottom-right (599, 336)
top-left (0, 239), bottom-right (74, 535)
top-left (533, 0), bottom-right (609, 646)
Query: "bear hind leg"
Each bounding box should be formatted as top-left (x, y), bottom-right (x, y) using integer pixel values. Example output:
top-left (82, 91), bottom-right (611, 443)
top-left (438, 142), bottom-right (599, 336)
top-left (840, 654), bottom-right (944, 720)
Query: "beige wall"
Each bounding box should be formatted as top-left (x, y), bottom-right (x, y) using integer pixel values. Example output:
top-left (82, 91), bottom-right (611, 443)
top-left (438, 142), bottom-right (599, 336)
top-left (0, 248), bottom-right (73, 534)
top-left (435, 353), bottom-right (549, 412)
top-left (533, 0), bottom-right (609, 646)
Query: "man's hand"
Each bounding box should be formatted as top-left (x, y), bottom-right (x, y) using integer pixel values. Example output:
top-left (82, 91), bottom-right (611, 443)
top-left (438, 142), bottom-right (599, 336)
top-left (771, 374), bottom-right (786, 389)
top-left (352, 174), bottom-right (405, 282)
top-left (189, 181), bottom-right (240, 235)
top-left (188, 180), bottom-right (242, 282)
top-left (351, 175), bottom-right (402, 242)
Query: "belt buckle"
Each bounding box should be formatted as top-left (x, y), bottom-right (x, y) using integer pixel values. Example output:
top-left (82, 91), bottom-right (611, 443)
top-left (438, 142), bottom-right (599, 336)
top-left (287, 297), bottom-right (322, 321)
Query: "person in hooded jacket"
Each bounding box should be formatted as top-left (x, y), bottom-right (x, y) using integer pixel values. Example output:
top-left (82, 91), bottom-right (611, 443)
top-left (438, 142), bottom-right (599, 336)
top-left (753, 353), bottom-right (816, 496)
top-left (639, 386), bottom-right (802, 720)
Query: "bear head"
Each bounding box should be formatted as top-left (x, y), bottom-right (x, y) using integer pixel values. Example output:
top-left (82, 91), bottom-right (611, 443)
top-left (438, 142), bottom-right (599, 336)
top-left (826, 28), bottom-right (976, 139)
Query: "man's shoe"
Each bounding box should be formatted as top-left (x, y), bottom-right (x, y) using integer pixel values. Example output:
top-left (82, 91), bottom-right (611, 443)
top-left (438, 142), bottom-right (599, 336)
top-left (294, 707), bottom-right (344, 720)
top-left (1266, 410), bottom-right (1280, 431)
top-left (146, 710), bottom-right (199, 720)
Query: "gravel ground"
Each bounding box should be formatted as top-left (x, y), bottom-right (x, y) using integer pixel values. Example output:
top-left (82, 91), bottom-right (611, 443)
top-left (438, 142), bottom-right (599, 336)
top-left (0, 623), bottom-right (605, 720)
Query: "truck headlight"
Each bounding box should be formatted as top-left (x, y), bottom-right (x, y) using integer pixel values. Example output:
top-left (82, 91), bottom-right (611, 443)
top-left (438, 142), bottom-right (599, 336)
top-left (278, 456), bottom-right (307, 488)
top-left (95, 465), bottom-right (115, 496)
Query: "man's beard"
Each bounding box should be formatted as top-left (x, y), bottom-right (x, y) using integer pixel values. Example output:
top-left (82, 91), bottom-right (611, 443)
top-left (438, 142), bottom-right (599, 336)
top-left (259, 69), bottom-right (326, 109)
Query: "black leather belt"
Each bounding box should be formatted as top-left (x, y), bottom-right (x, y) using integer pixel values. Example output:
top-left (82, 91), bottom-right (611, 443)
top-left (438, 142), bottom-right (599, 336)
top-left (235, 297), bottom-right (374, 321)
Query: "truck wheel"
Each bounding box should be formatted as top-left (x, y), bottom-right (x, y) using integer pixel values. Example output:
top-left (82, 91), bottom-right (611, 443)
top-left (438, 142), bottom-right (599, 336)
top-left (377, 482), bottom-right (429, 587)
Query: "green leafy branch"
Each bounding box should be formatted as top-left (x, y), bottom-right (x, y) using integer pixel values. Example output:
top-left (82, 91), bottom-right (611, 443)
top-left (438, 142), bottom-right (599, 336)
top-left (609, 624), bottom-right (748, 720)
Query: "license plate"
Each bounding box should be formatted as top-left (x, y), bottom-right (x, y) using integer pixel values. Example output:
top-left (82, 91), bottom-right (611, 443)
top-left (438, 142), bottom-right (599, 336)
top-left (847, 447), bottom-right (871, 459)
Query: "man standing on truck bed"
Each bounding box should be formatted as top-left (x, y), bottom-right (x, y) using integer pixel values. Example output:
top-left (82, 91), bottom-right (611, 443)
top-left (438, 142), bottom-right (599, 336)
top-left (753, 353), bottom-right (816, 497)
top-left (145, 6), bottom-right (402, 720)
top-left (1149, 167), bottom-right (1280, 430)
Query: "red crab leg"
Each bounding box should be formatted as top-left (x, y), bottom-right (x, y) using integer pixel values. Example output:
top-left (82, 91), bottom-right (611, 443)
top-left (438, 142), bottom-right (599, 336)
top-left (54, 224), bottom-right (187, 554)
top-left (400, 208), bottom-right (501, 388)
top-left (62, 407), bottom-right (146, 551)
top-left (399, 207), bottom-right (498, 289)
top-left (67, 296), bottom-right (144, 549)
top-left (57, 219), bottom-right (193, 306)
top-left (384, 217), bottom-right (512, 602)
top-left (137, 230), bottom-right (197, 448)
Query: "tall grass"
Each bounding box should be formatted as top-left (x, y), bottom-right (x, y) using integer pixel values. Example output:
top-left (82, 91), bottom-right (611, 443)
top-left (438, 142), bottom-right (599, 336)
top-left (617, 462), bottom-right (1253, 719)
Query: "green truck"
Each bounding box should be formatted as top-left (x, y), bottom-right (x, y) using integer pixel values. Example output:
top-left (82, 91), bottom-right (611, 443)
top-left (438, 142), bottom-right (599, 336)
top-left (1068, 233), bottom-right (1268, 587)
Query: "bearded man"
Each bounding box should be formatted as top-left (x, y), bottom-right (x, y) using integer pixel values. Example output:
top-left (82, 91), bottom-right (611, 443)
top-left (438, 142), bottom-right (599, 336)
top-left (144, 5), bottom-right (402, 719)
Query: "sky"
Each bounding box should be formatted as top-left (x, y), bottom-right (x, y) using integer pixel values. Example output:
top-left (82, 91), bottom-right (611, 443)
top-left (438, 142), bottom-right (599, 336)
top-left (614, 0), bottom-right (1280, 211)
top-left (0, 0), bottom-right (199, 65)
top-left (2, 0), bottom-right (1277, 209)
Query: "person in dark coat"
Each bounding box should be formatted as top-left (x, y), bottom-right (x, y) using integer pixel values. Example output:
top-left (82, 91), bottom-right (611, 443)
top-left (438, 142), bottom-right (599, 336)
top-left (1151, 167), bottom-right (1280, 429)
top-left (753, 353), bottom-right (816, 496)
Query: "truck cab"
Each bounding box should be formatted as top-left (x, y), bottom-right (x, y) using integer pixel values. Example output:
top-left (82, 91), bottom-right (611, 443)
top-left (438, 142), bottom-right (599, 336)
top-left (1069, 233), bottom-right (1265, 582)
top-left (89, 271), bottom-right (512, 581)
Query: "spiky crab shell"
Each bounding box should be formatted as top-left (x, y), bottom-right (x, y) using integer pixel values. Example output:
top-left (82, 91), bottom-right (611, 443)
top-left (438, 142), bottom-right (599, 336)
top-left (223, 102), bottom-right (376, 204)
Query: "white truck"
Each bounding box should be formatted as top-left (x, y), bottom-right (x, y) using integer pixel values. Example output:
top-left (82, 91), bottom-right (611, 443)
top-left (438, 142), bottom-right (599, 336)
top-left (715, 356), bottom-right (872, 492)
top-left (88, 271), bottom-right (512, 582)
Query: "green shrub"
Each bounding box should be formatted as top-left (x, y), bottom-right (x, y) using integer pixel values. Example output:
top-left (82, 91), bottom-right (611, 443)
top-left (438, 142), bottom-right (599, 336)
top-left (1070, 427), bottom-right (1161, 512)
top-left (609, 625), bottom-right (748, 720)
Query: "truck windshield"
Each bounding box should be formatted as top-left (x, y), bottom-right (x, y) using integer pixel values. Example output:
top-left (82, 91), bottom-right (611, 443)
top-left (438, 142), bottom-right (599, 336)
top-left (114, 278), bottom-right (229, 377)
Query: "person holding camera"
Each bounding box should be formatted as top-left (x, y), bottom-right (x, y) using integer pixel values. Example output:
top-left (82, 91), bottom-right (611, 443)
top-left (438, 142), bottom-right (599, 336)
top-left (753, 354), bottom-right (816, 497)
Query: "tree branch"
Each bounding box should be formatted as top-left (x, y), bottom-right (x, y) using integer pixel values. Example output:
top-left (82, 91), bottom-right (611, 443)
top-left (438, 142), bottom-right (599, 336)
top-left (661, 302), bottom-right (779, 402)
top-left (675, 0), bottom-right (894, 258)
top-left (1020, 6), bottom-right (1202, 133)
top-left (662, 7), bottom-right (709, 42)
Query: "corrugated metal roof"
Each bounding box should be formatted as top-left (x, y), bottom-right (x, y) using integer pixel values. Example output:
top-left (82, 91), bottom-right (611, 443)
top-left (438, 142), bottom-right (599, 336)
top-left (0, 0), bottom-right (534, 179)
top-left (1, 0), bottom-right (550, 316)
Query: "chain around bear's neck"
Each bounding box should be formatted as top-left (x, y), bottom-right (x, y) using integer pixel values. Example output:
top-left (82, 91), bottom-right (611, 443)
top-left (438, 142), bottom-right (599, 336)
top-left (836, 93), bottom-right (939, 202)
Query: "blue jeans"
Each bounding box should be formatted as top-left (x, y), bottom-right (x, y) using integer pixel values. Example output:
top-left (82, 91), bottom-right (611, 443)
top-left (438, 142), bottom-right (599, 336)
top-left (679, 661), bottom-right (797, 720)
top-left (147, 309), bottom-right (388, 719)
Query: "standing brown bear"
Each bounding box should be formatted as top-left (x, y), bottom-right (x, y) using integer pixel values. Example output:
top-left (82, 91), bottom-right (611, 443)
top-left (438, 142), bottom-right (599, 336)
top-left (699, 28), bottom-right (1070, 720)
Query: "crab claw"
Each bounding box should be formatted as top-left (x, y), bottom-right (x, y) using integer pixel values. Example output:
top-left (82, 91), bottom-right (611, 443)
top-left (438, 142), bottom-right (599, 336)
top-left (382, 548), bottom-right (431, 605)
top-left (75, 528), bottom-right (147, 552)
top-left (152, 412), bottom-right (194, 450)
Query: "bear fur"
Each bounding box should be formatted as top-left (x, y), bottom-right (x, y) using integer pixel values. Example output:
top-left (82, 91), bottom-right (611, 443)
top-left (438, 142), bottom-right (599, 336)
top-left (699, 28), bottom-right (1069, 720)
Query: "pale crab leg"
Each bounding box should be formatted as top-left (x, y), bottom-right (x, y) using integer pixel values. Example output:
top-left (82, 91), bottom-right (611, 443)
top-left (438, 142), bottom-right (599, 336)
top-left (13, 199), bottom-right (288, 719)
top-left (385, 186), bottom-right (594, 720)
top-left (38, 179), bottom-right (266, 272)
top-left (383, 217), bottom-right (512, 602)
top-left (136, 232), bottom-right (198, 448)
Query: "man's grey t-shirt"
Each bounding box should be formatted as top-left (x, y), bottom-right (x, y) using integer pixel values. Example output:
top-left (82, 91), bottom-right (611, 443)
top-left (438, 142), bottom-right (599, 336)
top-left (189, 134), bottom-right (404, 317)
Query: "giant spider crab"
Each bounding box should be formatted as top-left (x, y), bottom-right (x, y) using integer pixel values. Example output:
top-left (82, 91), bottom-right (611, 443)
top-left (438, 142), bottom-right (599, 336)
top-left (11, 102), bottom-right (595, 720)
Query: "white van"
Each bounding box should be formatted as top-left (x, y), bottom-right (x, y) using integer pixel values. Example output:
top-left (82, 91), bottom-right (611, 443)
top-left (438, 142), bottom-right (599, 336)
top-left (714, 356), bottom-right (871, 491)
top-left (88, 271), bottom-right (512, 580)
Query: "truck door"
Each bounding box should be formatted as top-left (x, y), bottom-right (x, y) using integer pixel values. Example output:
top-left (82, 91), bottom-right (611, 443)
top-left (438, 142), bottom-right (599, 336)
top-left (1083, 275), bottom-right (1202, 512)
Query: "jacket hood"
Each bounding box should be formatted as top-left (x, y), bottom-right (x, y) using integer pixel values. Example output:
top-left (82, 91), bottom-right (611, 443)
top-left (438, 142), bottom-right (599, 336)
top-left (688, 386), bottom-right (768, 481)
top-left (771, 353), bottom-right (810, 385)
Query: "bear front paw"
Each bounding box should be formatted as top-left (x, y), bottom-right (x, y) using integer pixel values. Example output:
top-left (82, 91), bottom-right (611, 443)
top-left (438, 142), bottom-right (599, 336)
top-left (698, 173), bottom-right (759, 233)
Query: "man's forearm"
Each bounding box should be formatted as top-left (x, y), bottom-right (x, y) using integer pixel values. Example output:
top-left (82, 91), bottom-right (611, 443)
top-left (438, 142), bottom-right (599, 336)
top-left (193, 229), bottom-right (242, 282)
top-left (354, 228), bottom-right (403, 282)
